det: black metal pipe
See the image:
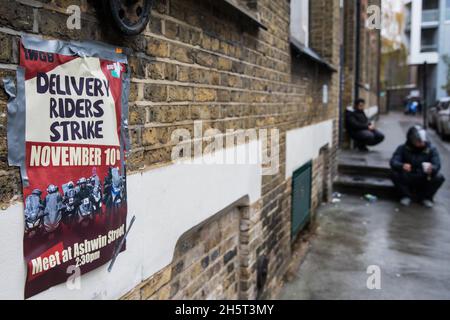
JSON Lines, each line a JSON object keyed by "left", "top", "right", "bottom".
{"left": 423, "top": 62, "right": 428, "bottom": 129}
{"left": 376, "top": 13, "right": 382, "bottom": 113}
{"left": 354, "top": 0, "right": 361, "bottom": 101}
{"left": 338, "top": 0, "right": 345, "bottom": 146}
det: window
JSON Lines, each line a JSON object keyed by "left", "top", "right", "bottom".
{"left": 290, "top": 0, "right": 309, "bottom": 47}
{"left": 221, "top": 0, "right": 266, "bottom": 30}
{"left": 447, "top": 0, "right": 450, "bottom": 20}
{"left": 289, "top": 0, "right": 335, "bottom": 71}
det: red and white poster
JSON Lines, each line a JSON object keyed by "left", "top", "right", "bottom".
{"left": 7, "top": 36, "right": 130, "bottom": 298}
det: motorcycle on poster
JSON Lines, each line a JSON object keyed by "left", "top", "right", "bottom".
{"left": 4, "top": 36, "right": 131, "bottom": 298}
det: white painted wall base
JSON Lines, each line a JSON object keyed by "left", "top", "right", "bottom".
{"left": 0, "top": 120, "right": 335, "bottom": 300}
{"left": 0, "top": 141, "right": 262, "bottom": 300}
{"left": 285, "top": 120, "right": 334, "bottom": 179}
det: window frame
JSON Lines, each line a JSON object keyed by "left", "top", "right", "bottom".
{"left": 290, "top": 0, "right": 310, "bottom": 48}
{"left": 446, "top": 0, "right": 450, "bottom": 21}
{"left": 215, "top": 0, "right": 267, "bottom": 30}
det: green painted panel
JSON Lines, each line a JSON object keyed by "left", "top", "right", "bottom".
{"left": 291, "top": 161, "right": 312, "bottom": 239}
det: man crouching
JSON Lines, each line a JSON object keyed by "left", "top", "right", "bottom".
{"left": 390, "top": 125, "right": 445, "bottom": 208}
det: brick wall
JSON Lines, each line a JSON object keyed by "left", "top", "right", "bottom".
{"left": 122, "top": 206, "right": 242, "bottom": 300}
{"left": 359, "top": 0, "right": 381, "bottom": 109}
{"left": 121, "top": 201, "right": 269, "bottom": 300}
{"left": 0, "top": 0, "right": 342, "bottom": 299}
{"left": 311, "top": 146, "right": 331, "bottom": 213}
{"left": 342, "top": 0, "right": 381, "bottom": 107}
{"left": 343, "top": 0, "right": 356, "bottom": 110}
{"left": 342, "top": 0, "right": 381, "bottom": 147}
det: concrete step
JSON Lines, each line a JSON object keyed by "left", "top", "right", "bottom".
{"left": 335, "top": 149, "right": 397, "bottom": 198}
{"left": 334, "top": 174, "right": 396, "bottom": 199}
{"left": 338, "top": 163, "right": 391, "bottom": 179}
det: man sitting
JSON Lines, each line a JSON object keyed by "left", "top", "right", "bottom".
{"left": 390, "top": 125, "right": 445, "bottom": 208}
{"left": 346, "top": 99, "right": 385, "bottom": 151}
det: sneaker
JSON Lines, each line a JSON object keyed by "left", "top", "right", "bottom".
{"left": 400, "top": 197, "right": 412, "bottom": 207}
{"left": 422, "top": 199, "right": 434, "bottom": 209}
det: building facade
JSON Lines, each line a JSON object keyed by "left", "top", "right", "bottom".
{"left": 341, "top": 0, "right": 382, "bottom": 145}
{"left": 404, "top": 0, "right": 450, "bottom": 103}
{"left": 0, "top": 0, "right": 376, "bottom": 300}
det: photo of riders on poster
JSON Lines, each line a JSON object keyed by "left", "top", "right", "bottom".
{"left": 7, "top": 36, "right": 130, "bottom": 298}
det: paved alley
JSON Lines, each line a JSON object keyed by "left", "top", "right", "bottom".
{"left": 280, "top": 113, "right": 450, "bottom": 300}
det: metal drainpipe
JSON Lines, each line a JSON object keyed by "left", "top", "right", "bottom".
{"left": 423, "top": 62, "right": 428, "bottom": 129}
{"left": 354, "top": 0, "right": 361, "bottom": 101}
{"left": 338, "top": 0, "right": 345, "bottom": 146}
{"left": 376, "top": 13, "right": 382, "bottom": 114}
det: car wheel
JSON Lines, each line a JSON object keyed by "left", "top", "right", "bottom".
{"left": 442, "top": 129, "right": 450, "bottom": 141}
{"left": 431, "top": 118, "right": 437, "bottom": 129}
{"left": 439, "top": 126, "right": 448, "bottom": 140}
{"left": 436, "top": 122, "right": 441, "bottom": 135}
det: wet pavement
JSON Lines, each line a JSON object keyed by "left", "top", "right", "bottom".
{"left": 280, "top": 113, "right": 450, "bottom": 299}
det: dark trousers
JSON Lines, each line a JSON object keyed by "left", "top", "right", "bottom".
{"left": 351, "top": 129, "right": 385, "bottom": 147}
{"left": 391, "top": 171, "right": 445, "bottom": 200}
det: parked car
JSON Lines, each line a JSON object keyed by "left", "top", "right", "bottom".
{"left": 436, "top": 97, "right": 450, "bottom": 140}
{"left": 428, "top": 101, "right": 440, "bottom": 129}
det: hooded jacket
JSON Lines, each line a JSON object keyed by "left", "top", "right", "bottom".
{"left": 345, "top": 109, "right": 370, "bottom": 135}
{"left": 390, "top": 142, "right": 441, "bottom": 176}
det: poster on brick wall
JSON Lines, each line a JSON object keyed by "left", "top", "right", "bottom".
{"left": 4, "top": 36, "right": 131, "bottom": 298}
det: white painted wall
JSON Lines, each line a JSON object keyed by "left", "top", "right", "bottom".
{"left": 1, "top": 120, "right": 335, "bottom": 300}
{"left": 0, "top": 141, "right": 262, "bottom": 300}
{"left": 285, "top": 120, "right": 334, "bottom": 179}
